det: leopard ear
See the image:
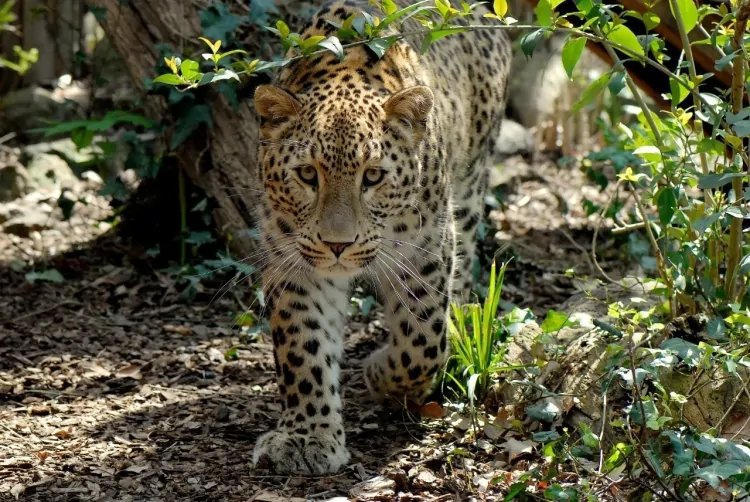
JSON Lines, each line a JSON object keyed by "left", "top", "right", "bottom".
{"left": 254, "top": 85, "right": 302, "bottom": 121}
{"left": 383, "top": 86, "right": 434, "bottom": 126}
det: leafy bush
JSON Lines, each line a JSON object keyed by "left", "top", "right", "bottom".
{"left": 0, "top": 0, "right": 38, "bottom": 75}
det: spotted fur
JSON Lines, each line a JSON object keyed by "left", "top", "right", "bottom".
{"left": 251, "top": 0, "right": 511, "bottom": 474}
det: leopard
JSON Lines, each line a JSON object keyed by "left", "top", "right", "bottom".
{"left": 250, "top": 0, "right": 511, "bottom": 475}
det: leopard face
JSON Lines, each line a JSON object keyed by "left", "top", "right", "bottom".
{"left": 255, "top": 82, "right": 433, "bottom": 278}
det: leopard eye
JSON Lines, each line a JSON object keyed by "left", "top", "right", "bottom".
{"left": 362, "top": 168, "right": 386, "bottom": 188}
{"left": 295, "top": 165, "right": 318, "bottom": 186}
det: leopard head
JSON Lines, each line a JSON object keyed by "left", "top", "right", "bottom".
{"left": 254, "top": 82, "right": 433, "bottom": 278}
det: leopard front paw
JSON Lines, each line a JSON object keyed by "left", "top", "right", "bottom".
{"left": 363, "top": 348, "right": 432, "bottom": 405}
{"left": 252, "top": 429, "right": 350, "bottom": 475}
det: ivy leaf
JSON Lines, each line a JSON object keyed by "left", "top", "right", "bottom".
{"left": 319, "top": 36, "right": 345, "bottom": 62}
{"left": 695, "top": 461, "right": 744, "bottom": 489}
{"left": 627, "top": 399, "right": 658, "bottom": 426}
{"left": 561, "top": 37, "right": 586, "bottom": 79}
{"left": 670, "top": 0, "right": 698, "bottom": 34}
{"left": 660, "top": 338, "right": 701, "bottom": 366}
{"left": 199, "top": 3, "right": 242, "bottom": 45}
{"left": 171, "top": 104, "right": 213, "bottom": 150}
{"left": 607, "top": 23, "right": 644, "bottom": 57}
{"left": 707, "top": 317, "right": 727, "bottom": 340}
{"left": 249, "top": 0, "right": 278, "bottom": 26}
{"left": 572, "top": 72, "right": 610, "bottom": 111}
{"left": 526, "top": 400, "right": 560, "bottom": 422}
{"left": 25, "top": 269, "right": 65, "bottom": 284}
{"left": 90, "top": 6, "right": 107, "bottom": 20}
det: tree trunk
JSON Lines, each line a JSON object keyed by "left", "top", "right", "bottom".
{"left": 86, "top": 0, "right": 318, "bottom": 257}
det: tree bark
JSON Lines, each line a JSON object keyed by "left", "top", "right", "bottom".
{"left": 86, "top": 0, "right": 317, "bottom": 257}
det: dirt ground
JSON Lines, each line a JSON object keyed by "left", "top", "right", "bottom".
{"left": 0, "top": 155, "right": 627, "bottom": 501}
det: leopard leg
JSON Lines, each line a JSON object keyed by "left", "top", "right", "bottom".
{"left": 364, "top": 234, "right": 454, "bottom": 404}
{"left": 252, "top": 275, "right": 351, "bottom": 475}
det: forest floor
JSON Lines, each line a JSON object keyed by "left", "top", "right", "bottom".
{"left": 0, "top": 154, "right": 630, "bottom": 501}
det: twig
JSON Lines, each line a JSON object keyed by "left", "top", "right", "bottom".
{"left": 3, "top": 299, "right": 82, "bottom": 324}
{"left": 626, "top": 337, "right": 685, "bottom": 502}
{"left": 591, "top": 180, "right": 623, "bottom": 284}
{"left": 611, "top": 221, "right": 646, "bottom": 235}
{"left": 558, "top": 228, "right": 596, "bottom": 274}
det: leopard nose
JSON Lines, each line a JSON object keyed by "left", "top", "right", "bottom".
{"left": 319, "top": 234, "right": 357, "bottom": 258}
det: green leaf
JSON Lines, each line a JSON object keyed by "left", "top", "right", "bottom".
{"left": 25, "top": 269, "right": 65, "bottom": 284}
{"left": 382, "top": 0, "right": 398, "bottom": 15}
{"left": 572, "top": 72, "right": 610, "bottom": 111}
{"left": 694, "top": 212, "right": 720, "bottom": 234}
{"left": 367, "top": 36, "right": 398, "bottom": 58}
{"left": 535, "top": 0, "right": 552, "bottom": 27}
{"left": 608, "top": 70, "right": 626, "bottom": 96}
{"left": 180, "top": 59, "right": 200, "bottom": 80}
{"left": 420, "top": 28, "right": 463, "bottom": 54}
{"left": 540, "top": 310, "right": 573, "bottom": 333}
{"left": 670, "top": 76, "right": 691, "bottom": 106}
{"left": 519, "top": 29, "right": 544, "bottom": 58}
{"left": 698, "top": 172, "right": 745, "bottom": 189}
{"left": 670, "top": 0, "right": 698, "bottom": 34}
{"left": 561, "top": 37, "right": 587, "bottom": 79}
{"left": 504, "top": 483, "right": 527, "bottom": 501}
{"left": 739, "top": 253, "right": 750, "bottom": 275}
{"left": 732, "top": 120, "right": 750, "bottom": 137}
{"left": 378, "top": 1, "right": 430, "bottom": 30}
{"left": 319, "top": 36, "right": 345, "bottom": 62}
{"left": 643, "top": 12, "right": 660, "bottom": 30}
{"left": 606, "top": 23, "right": 644, "bottom": 57}
{"left": 153, "top": 73, "right": 185, "bottom": 85}
{"left": 714, "top": 51, "right": 738, "bottom": 71}
{"left": 657, "top": 187, "right": 677, "bottom": 224}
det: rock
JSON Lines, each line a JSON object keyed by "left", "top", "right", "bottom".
{"left": 494, "top": 119, "right": 535, "bottom": 160}
{"left": 0, "top": 87, "right": 86, "bottom": 140}
{"left": 0, "top": 201, "right": 24, "bottom": 224}
{"left": 349, "top": 475, "right": 396, "bottom": 500}
{"left": 0, "top": 162, "right": 33, "bottom": 202}
{"left": 2, "top": 209, "right": 53, "bottom": 237}
{"left": 24, "top": 152, "right": 77, "bottom": 189}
